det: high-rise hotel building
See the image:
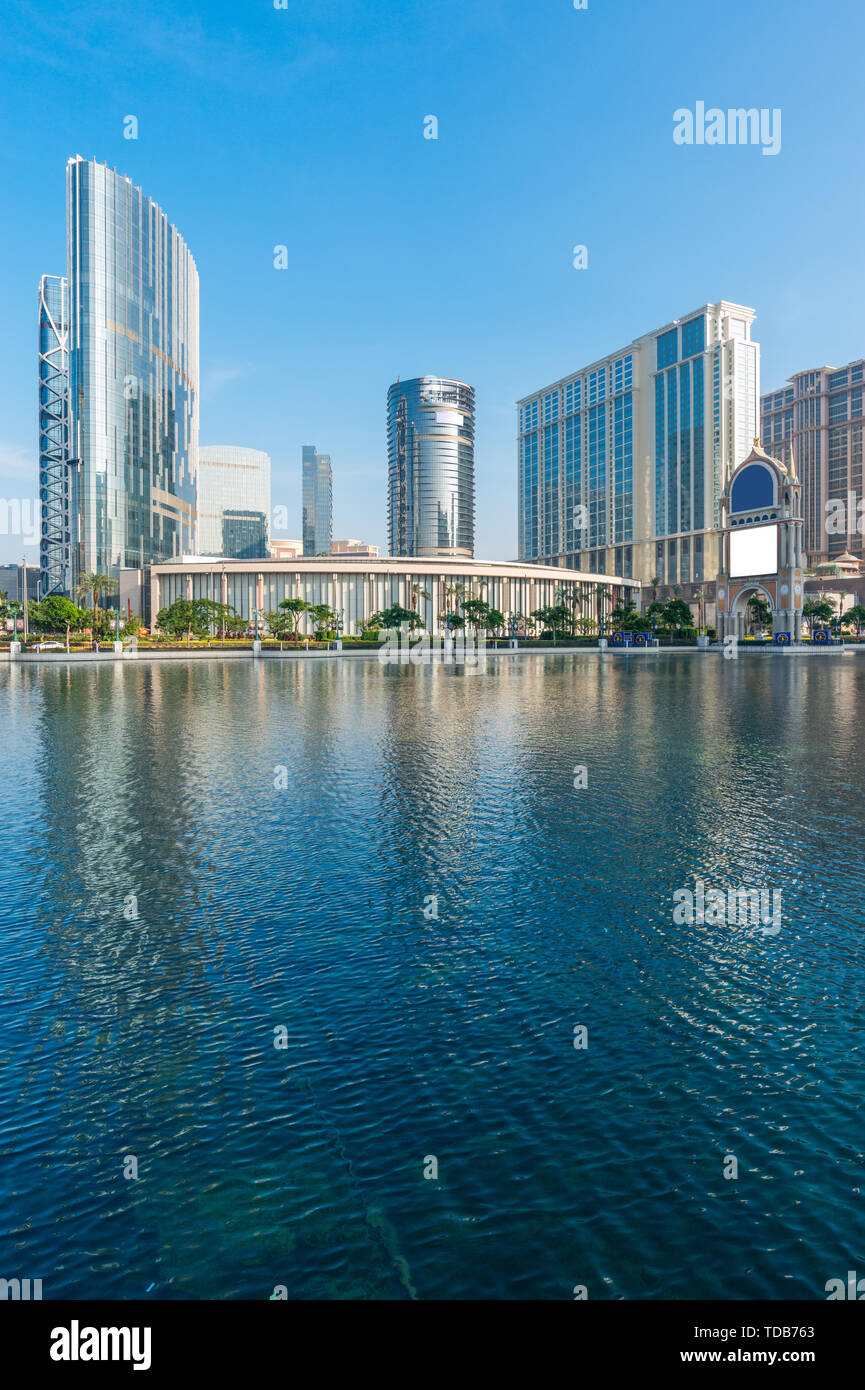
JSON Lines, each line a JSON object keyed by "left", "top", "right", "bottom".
{"left": 761, "top": 360, "right": 864, "bottom": 567}
{"left": 517, "top": 302, "right": 759, "bottom": 590}
{"left": 39, "top": 156, "right": 199, "bottom": 597}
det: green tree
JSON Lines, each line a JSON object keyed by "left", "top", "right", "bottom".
{"left": 485, "top": 607, "right": 505, "bottom": 635}
{"left": 556, "top": 584, "right": 578, "bottom": 635}
{"left": 663, "top": 598, "right": 694, "bottom": 635}
{"left": 531, "top": 604, "right": 570, "bottom": 644}
{"left": 462, "top": 598, "right": 491, "bottom": 636}
{"left": 842, "top": 603, "right": 865, "bottom": 637}
{"left": 803, "top": 596, "right": 834, "bottom": 632}
{"left": 747, "top": 593, "right": 772, "bottom": 635}
{"left": 310, "top": 603, "right": 338, "bottom": 636}
{"left": 263, "top": 608, "right": 293, "bottom": 638}
{"left": 591, "top": 584, "right": 608, "bottom": 633}
{"left": 611, "top": 600, "right": 641, "bottom": 631}
{"left": 75, "top": 571, "right": 118, "bottom": 622}
{"left": 375, "top": 603, "right": 423, "bottom": 632}
{"left": 645, "top": 600, "right": 668, "bottom": 631}
{"left": 278, "top": 597, "right": 311, "bottom": 640}
{"left": 40, "top": 596, "right": 87, "bottom": 648}
{"left": 156, "top": 598, "right": 238, "bottom": 645}
{"left": 25, "top": 599, "right": 46, "bottom": 632}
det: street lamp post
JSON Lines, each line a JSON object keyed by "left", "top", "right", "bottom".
{"left": 21, "top": 556, "right": 29, "bottom": 643}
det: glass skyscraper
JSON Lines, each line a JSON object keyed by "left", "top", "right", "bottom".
{"left": 761, "top": 360, "right": 864, "bottom": 567}
{"left": 517, "top": 302, "right": 759, "bottom": 590}
{"left": 387, "top": 377, "right": 475, "bottom": 559}
{"left": 302, "top": 445, "right": 332, "bottom": 556}
{"left": 198, "top": 446, "right": 271, "bottom": 559}
{"left": 40, "top": 156, "right": 199, "bottom": 597}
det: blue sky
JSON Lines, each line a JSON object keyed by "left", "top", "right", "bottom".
{"left": 1, "top": 0, "right": 863, "bottom": 564}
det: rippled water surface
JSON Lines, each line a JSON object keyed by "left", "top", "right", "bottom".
{"left": 1, "top": 652, "right": 864, "bottom": 1300}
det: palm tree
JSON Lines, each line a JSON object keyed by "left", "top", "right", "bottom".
{"left": 693, "top": 588, "right": 705, "bottom": 635}
{"left": 444, "top": 581, "right": 468, "bottom": 630}
{"left": 747, "top": 593, "right": 771, "bottom": 636}
{"left": 573, "top": 586, "right": 587, "bottom": 631}
{"left": 556, "top": 584, "right": 577, "bottom": 636}
{"left": 410, "top": 582, "right": 431, "bottom": 613}
{"left": 592, "top": 584, "right": 607, "bottom": 635}
{"left": 650, "top": 574, "right": 660, "bottom": 605}
{"left": 75, "top": 571, "right": 118, "bottom": 623}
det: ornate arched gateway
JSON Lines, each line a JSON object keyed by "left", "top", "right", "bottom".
{"left": 716, "top": 442, "right": 805, "bottom": 641}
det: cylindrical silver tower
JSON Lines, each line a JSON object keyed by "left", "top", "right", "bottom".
{"left": 387, "top": 377, "right": 475, "bottom": 558}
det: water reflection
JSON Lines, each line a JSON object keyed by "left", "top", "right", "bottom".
{"left": 0, "top": 654, "right": 864, "bottom": 1299}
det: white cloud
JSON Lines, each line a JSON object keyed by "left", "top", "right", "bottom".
{"left": 0, "top": 441, "right": 36, "bottom": 483}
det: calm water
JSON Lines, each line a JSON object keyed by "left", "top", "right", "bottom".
{"left": 1, "top": 652, "right": 864, "bottom": 1300}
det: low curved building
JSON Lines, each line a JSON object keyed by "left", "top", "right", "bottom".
{"left": 150, "top": 556, "right": 639, "bottom": 636}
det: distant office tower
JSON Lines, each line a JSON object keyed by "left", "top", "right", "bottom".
{"left": 302, "top": 446, "right": 332, "bottom": 555}
{"left": 38, "top": 275, "right": 72, "bottom": 597}
{"left": 198, "top": 446, "right": 270, "bottom": 559}
{"left": 39, "top": 156, "right": 199, "bottom": 598}
{"left": 517, "top": 302, "right": 759, "bottom": 588}
{"left": 0, "top": 563, "right": 41, "bottom": 606}
{"left": 331, "top": 539, "right": 380, "bottom": 557}
{"left": 387, "top": 377, "right": 475, "bottom": 558}
{"left": 761, "top": 360, "right": 864, "bottom": 566}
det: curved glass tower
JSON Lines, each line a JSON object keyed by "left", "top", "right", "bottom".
{"left": 198, "top": 446, "right": 271, "bottom": 559}
{"left": 65, "top": 156, "right": 199, "bottom": 584}
{"left": 387, "top": 377, "right": 475, "bottom": 558}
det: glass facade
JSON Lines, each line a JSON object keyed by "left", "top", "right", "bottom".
{"left": 38, "top": 274, "right": 72, "bottom": 596}
{"left": 761, "top": 360, "right": 865, "bottom": 564}
{"left": 387, "top": 378, "right": 475, "bottom": 558}
{"left": 302, "top": 445, "right": 332, "bottom": 556}
{"left": 64, "top": 155, "right": 199, "bottom": 587}
{"left": 518, "top": 356, "right": 633, "bottom": 569}
{"left": 654, "top": 315, "right": 708, "bottom": 542}
{"left": 198, "top": 446, "right": 270, "bottom": 559}
{"left": 519, "top": 303, "right": 758, "bottom": 589}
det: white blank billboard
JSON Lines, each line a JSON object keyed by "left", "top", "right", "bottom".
{"left": 729, "top": 523, "right": 778, "bottom": 578}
